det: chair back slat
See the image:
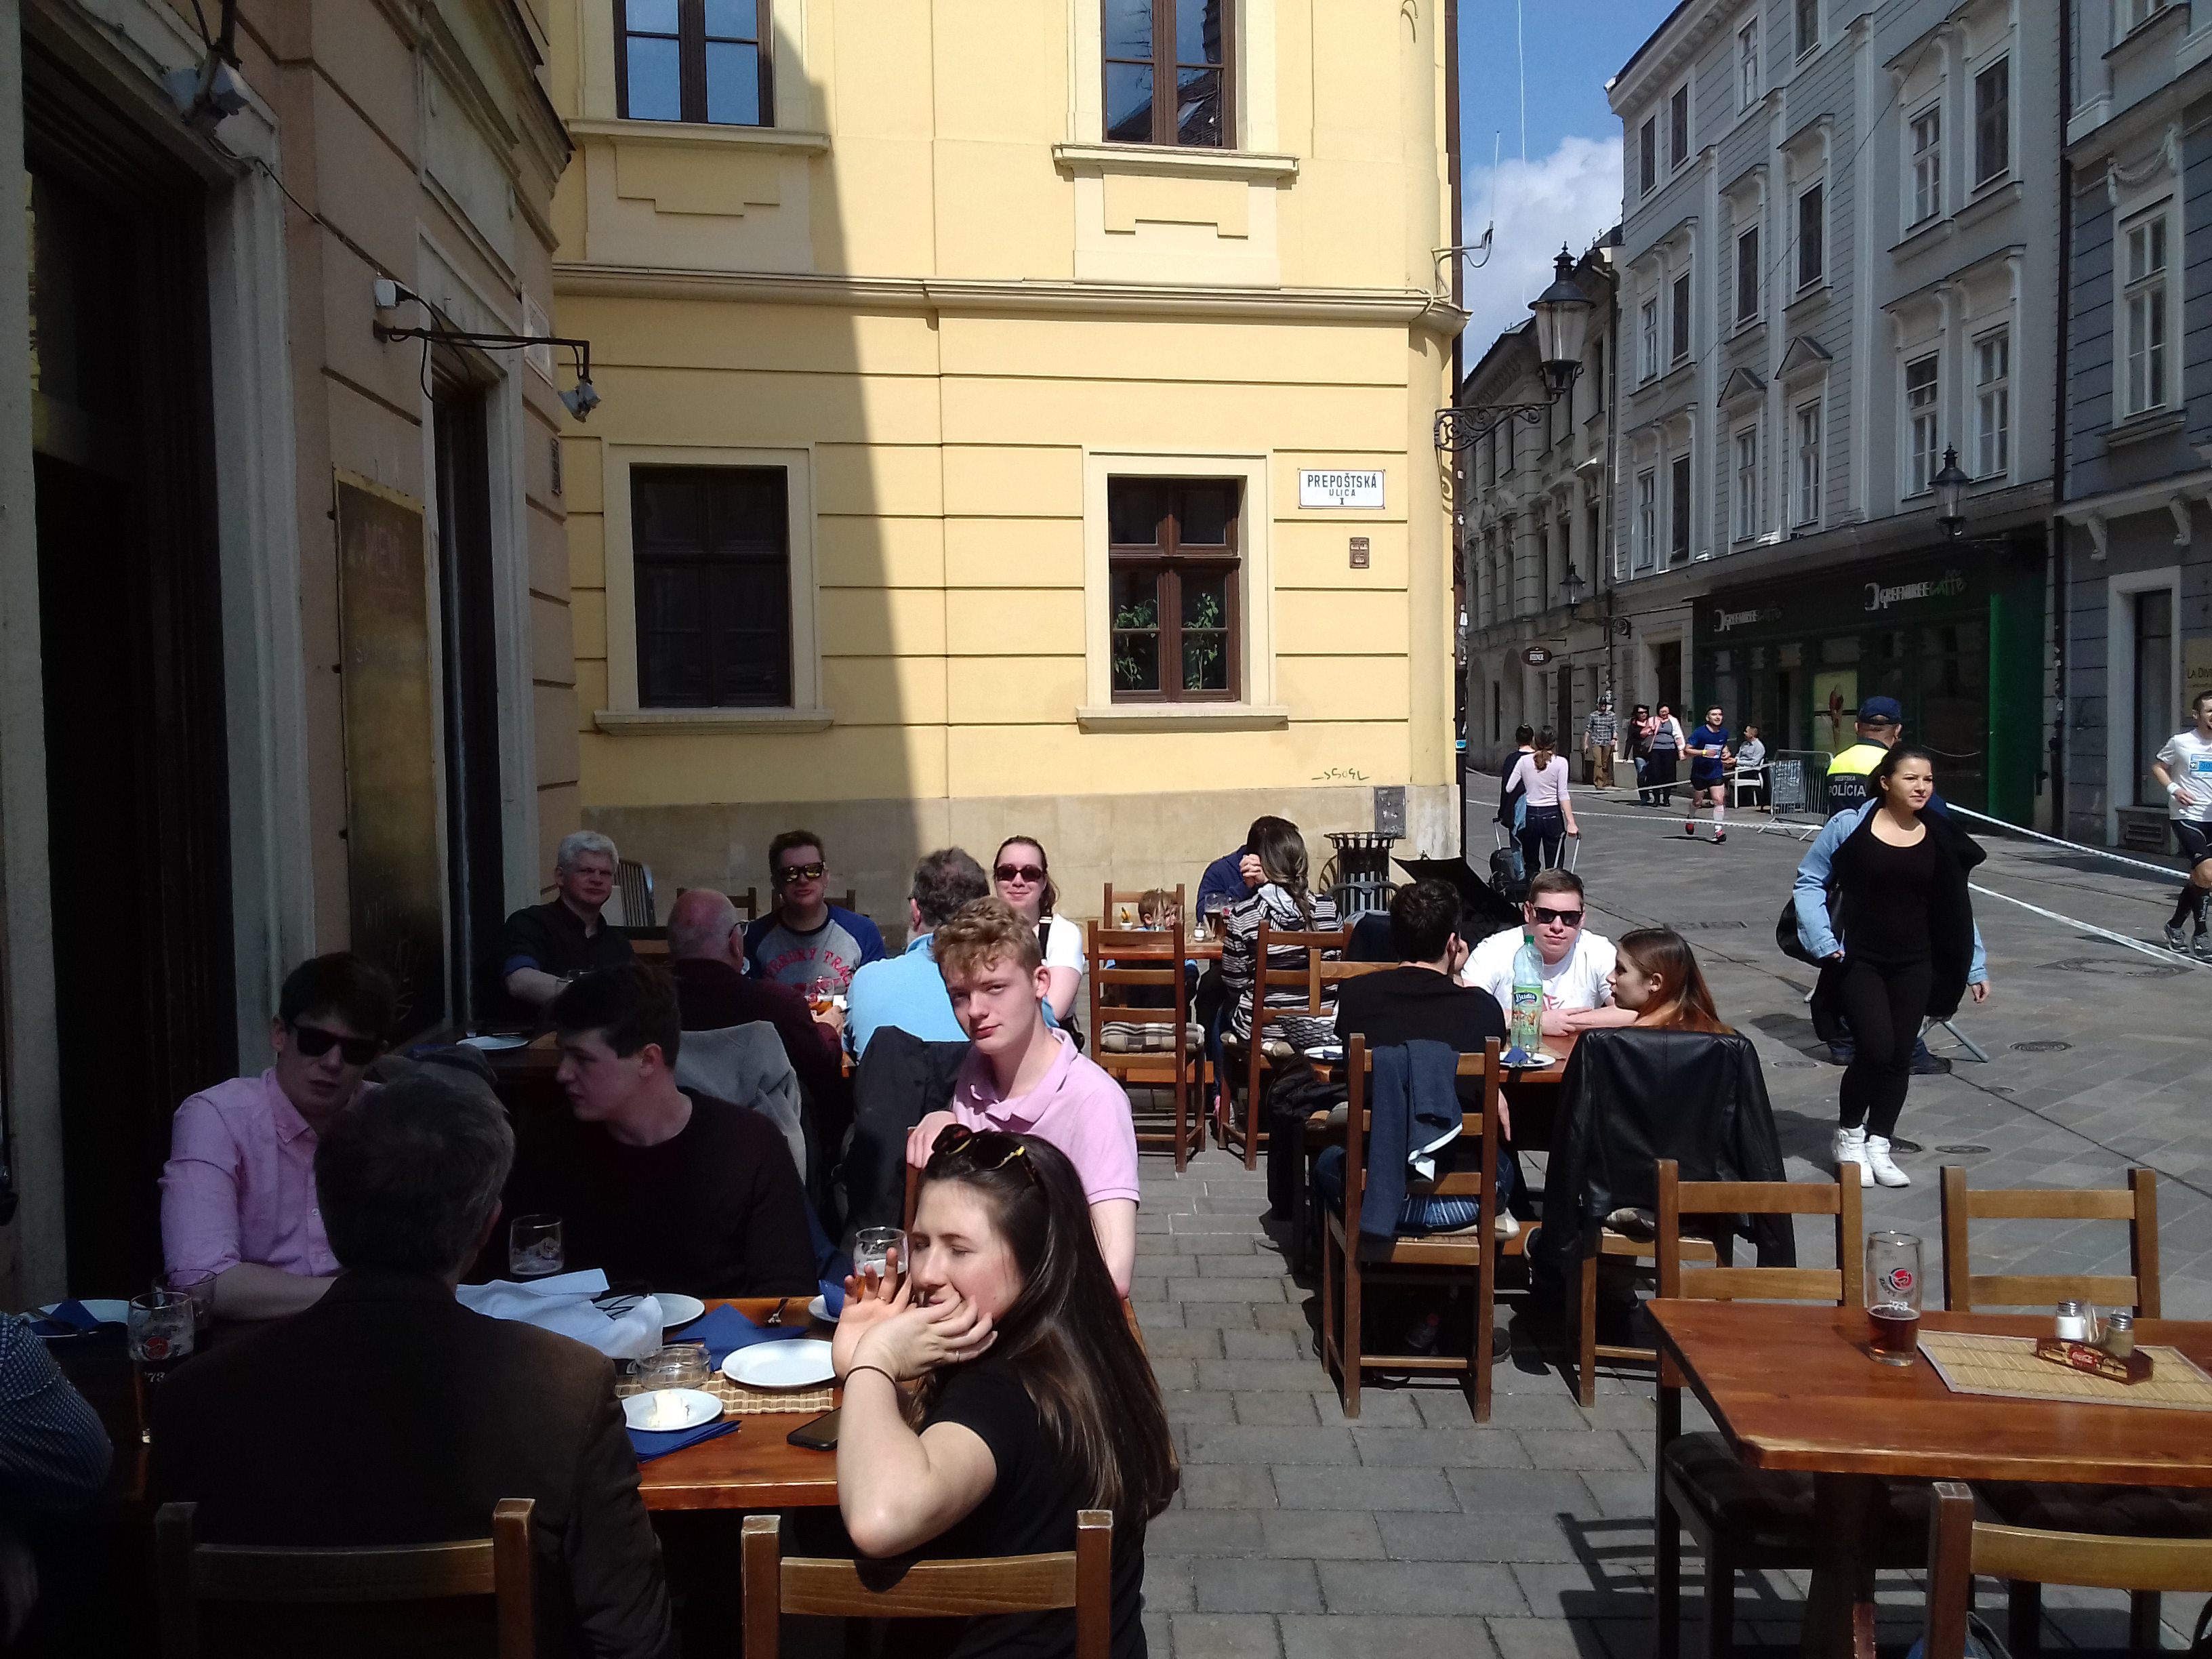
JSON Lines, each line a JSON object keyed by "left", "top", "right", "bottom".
{"left": 155, "top": 1499, "right": 535, "bottom": 1657}
{"left": 1087, "top": 919, "right": 1198, "bottom": 1170}
{"left": 1656, "top": 1160, "right": 1862, "bottom": 1306}
{"left": 1939, "top": 1166, "right": 2160, "bottom": 1317}
{"left": 1252, "top": 921, "right": 1352, "bottom": 1021}
{"left": 741, "top": 1511, "right": 1113, "bottom": 1659}
{"left": 1101, "top": 882, "right": 1186, "bottom": 933}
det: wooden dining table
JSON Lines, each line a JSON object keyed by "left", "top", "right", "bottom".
{"left": 1650, "top": 1299, "right": 2212, "bottom": 1659}
{"left": 638, "top": 1298, "right": 843, "bottom": 1513}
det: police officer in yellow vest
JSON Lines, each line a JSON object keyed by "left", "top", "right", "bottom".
{"left": 1824, "top": 696, "right": 1905, "bottom": 813}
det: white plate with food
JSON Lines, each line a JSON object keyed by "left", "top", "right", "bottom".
{"left": 722, "top": 1338, "right": 837, "bottom": 1389}
{"left": 621, "top": 1388, "right": 723, "bottom": 1432}
{"left": 657, "top": 1294, "right": 706, "bottom": 1328}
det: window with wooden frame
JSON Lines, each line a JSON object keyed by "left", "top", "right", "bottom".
{"left": 616, "top": 0, "right": 772, "bottom": 126}
{"left": 1104, "top": 0, "right": 1230, "bottom": 148}
{"left": 1107, "top": 478, "right": 1242, "bottom": 701}
{"left": 631, "top": 465, "right": 792, "bottom": 707}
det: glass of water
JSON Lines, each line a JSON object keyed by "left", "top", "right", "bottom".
{"left": 509, "top": 1214, "right": 565, "bottom": 1278}
{"left": 853, "top": 1227, "right": 905, "bottom": 1288}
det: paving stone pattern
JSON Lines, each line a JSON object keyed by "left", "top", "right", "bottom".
{"left": 1129, "top": 795, "right": 2212, "bottom": 1657}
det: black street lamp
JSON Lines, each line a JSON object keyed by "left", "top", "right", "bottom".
{"left": 1433, "top": 247, "right": 1593, "bottom": 451}
{"left": 1933, "top": 446, "right": 1969, "bottom": 539}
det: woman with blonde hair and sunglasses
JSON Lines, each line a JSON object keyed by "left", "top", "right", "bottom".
{"left": 1605, "top": 929, "right": 1732, "bottom": 1033}
{"left": 834, "top": 1124, "right": 1174, "bottom": 1656}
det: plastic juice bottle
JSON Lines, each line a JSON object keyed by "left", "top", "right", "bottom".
{"left": 1509, "top": 931, "right": 1544, "bottom": 1059}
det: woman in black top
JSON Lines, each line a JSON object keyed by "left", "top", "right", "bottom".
{"left": 833, "top": 1128, "right": 1176, "bottom": 1658}
{"left": 1824, "top": 747, "right": 1990, "bottom": 1189}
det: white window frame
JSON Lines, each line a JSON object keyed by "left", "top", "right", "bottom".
{"left": 1668, "top": 450, "right": 1694, "bottom": 564}
{"left": 1734, "top": 425, "right": 1760, "bottom": 541}
{"left": 2105, "top": 565, "right": 2182, "bottom": 842}
{"left": 2114, "top": 0, "right": 2170, "bottom": 41}
{"left": 1635, "top": 468, "right": 1658, "bottom": 569}
{"left": 1671, "top": 271, "right": 1693, "bottom": 365}
{"left": 1973, "top": 327, "right": 2011, "bottom": 478}
{"left": 1639, "top": 117, "right": 1658, "bottom": 197}
{"left": 1080, "top": 449, "right": 1281, "bottom": 728}
{"left": 1908, "top": 103, "right": 1942, "bottom": 227}
{"left": 1795, "top": 0, "right": 1820, "bottom": 59}
{"left": 1670, "top": 81, "right": 1692, "bottom": 171}
{"left": 598, "top": 443, "right": 829, "bottom": 729}
{"left": 1640, "top": 298, "right": 1660, "bottom": 382}
{"left": 1738, "top": 18, "right": 1760, "bottom": 110}
{"left": 2120, "top": 201, "right": 2174, "bottom": 419}
{"left": 1904, "top": 352, "right": 1940, "bottom": 497}
{"left": 1794, "top": 398, "right": 1824, "bottom": 527}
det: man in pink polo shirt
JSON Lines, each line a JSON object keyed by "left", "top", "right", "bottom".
{"left": 903, "top": 898, "right": 1140, "bottom": 1294}
{"left": 159, "top": 955, "right": 394, "bottom": 1320}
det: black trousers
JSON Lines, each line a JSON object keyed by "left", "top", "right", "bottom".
{"left": 1836, "top": 956, "right": 1933, "bottom": 1138}
{"left": 1643, "top": 752, "right": 1678, "bottom": 804}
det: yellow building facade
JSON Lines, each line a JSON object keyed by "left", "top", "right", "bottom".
{"left": 548, "top": 0, "right": 1465, "bottom": 918}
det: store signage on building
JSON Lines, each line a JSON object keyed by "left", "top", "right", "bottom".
{"left": 1863, "top": 569, "right": 1967, "bottom": 612}
{"left": 1521, "top": 645, "right": 1554, "bottom": 667}
{"left": 1713, "top": 604, "right": 1782, "bottom": 633}
{"left": 1299, "top": 469, "right": 1385, "bottom": 508}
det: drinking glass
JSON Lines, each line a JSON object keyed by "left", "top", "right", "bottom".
{"left": 853, "top": 1227, "right": 906, "bottom": 1287}
{"left": 509, "top": 1214, "right": 565, "bottom": 1278}
{"left": 1866, "top": 1231, "right": 1923, "bottom": 1366}
{"left": 626, "top": 1343, "right": 712, "bottom": 1396}
{"left": 165, "top": 1269, "right": 218, "bottom": 1334}
{"left": 127, "top": 1290, "right": 196, "bottom": 1444}
{"left": 806, "top": 977, "right": 838, "bottom": 1017}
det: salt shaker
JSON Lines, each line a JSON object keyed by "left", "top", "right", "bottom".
{"left": 2054, "top": 1300, "right": 2091, "bottom": 1341}
{"left": 2103, "top": 1310, "right": 2136, "bottom": 1358}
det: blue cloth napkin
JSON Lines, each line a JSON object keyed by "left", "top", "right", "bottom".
{"left": 28, "top": 1300, "right": 118, "bottom": 1338}
{"left": 672, "top": 1304, "right": 811, "bottom": 1370}
{"left": 628, "top": 1418, "right": 741, "bottom": 1463}
{"left": 818, "top": 1279, "right": 846, "bottom": 1319}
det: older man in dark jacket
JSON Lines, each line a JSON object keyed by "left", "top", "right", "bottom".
{"left": 154, "top": 1076, "right": 674, "bottom": 1658}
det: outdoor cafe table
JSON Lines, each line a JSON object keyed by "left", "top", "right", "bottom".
{"left": 1649, "top": 1299, "right": 2212, "bottom": 1659}
{"left": 637, "top": 1297, "right": 842, "bottom": 1513}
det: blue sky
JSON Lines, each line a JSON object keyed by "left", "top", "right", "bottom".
{"left": 1454, "top": 0, "right": 1681, "bottom": 352}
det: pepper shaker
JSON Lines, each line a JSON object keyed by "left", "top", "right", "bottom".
{"left": 2103, "top": 1310, "right": 2136, "bottom": 1358}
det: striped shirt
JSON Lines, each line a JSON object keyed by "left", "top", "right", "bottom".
{"left": 1222, "top": 886, "right": 1343, "bottom": 1049}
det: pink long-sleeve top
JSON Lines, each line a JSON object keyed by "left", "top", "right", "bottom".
{"left": 1505, "top": 753, "right": 1573, "bottom": 809}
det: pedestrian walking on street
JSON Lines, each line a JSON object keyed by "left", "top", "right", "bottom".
{"left": 1643, "top": 705, "right": 1685, "bottom": 808}
{"left": 1584, "top": 697, "right": 1617, "bottom": 790}
{"left": 1505, "top": 729, "right": 1578, "bottom": 874}
{"left": 1791, "top": 747, "right": 1991, "bottom": 1189}
{"left": 2152, "top": 690, "right": 2212, "bottom": 960}
{"left": 1628, "top": 705, "right": 1654, "bottom": 802}
{"left": 1498, "top": 724, "right": 1536, "bottom": 880}
{"left": 1685, "top": 705, "right": 1732, "bottom": 842}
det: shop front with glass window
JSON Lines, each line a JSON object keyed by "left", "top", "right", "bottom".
{"left": 1690, "top": 542, "right": 2045, "bottom": 821}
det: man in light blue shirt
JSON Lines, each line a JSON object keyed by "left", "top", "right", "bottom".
{"left": 845, "top": 849, "right": 990, "bottom": 1058}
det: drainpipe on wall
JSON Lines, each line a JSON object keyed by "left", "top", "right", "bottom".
{"left": 2049, "top": 0, "right": 2073, "bottom": 835}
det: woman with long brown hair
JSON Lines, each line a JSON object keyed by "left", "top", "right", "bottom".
{"left": 992, "top": 835, "right": 1084, "bottom": 1023}
{"left": 1605, "top": 928, "right": 1732, "bottom": 1033}
{"left": 833, "top": 1126, "right": 1174, "bottom": 1656}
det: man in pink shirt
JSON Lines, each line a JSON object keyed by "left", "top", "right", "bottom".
{"left": 160, "top": 955, "right": 395, "bottom": 1320}
{"left": 904, "top": 898, "right": 1139, "bottom": 1294}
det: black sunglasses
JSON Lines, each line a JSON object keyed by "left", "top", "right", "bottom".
{"left": 994, "top": 863, "right": 1045, "bottom": 884}
{"left": 928, "top": 1124, "right": 1037, "bottom": 1183}
{"left": 1530, "top": 907, "right": 1584, "bottom": 928}
{"left": 290, "top": 1022, "right": 380, "bottom": 1067}
{"left": 773, "top": 861, "right": 827, "bottom": 885}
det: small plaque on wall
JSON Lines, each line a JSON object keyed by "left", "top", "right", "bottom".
{"left": 1349, "top": 536, "right": 1370, "bottom": 569}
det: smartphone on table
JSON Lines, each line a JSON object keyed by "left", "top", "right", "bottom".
{"left": 786, "top": 1408, "right": 840, "bottom": 1450}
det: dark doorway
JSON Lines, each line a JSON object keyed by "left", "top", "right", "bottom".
{"left": 1555, "top": 665, "right": 1573, "bottom": 745}
{"left": 27, "top": 60, "right": 236, "bottom": 1294}
{"left": 432, "top": 373, "right": 508, "bottom": 1025}
{"left": 1656, "top": 639, "right": 1683, "bottom": 714}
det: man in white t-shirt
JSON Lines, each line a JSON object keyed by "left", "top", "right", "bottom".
{"left": 2153, "top": 690, "right": 2212, "bottom": 960}
{"left": 1459, "top": 870, "right": 1640, "bottom": 1038}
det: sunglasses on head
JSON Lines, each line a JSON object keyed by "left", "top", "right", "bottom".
{"left": 995, "top": 863, "right": 1045, "bottom": 884}
{"left": 928, "top": 1123, "right": 1038, "bottom": 1183}
{"left": 1531, "top": 907, "right": 1584, "bottom": 928}
{"left": 773, "top": 861, "right": 827, "bottom": 885}
{"left": 290, "top": 1022, "right": 380, "bottom": 1067}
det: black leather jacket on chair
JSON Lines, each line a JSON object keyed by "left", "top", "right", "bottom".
{"left": 1535, "top": 1027, "right": 1796, "bottom": 1280}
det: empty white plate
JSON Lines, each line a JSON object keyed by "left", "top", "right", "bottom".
{"left": 621, "top": 1388, "right": 723, "bottom": 1433}
{"left": 723, "top": 1338, "right": 836, "bottom": 1389}
{"left": 657, "top": 1294, "right": 706, "bottom": 1328}
{"left": 807, "top": 1294, "right": 833, "bottom": 1324}
{"left": 457, "top": 1033, "right": 532, "bottom": 1050}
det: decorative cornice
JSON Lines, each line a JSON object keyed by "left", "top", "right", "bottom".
{"left": 565, "top": 118, "right": 832, "bottom": 154}
{"left": 1778, "top": 335, "right": 1833, "bottom": 380}
{"left": 554, "top": 264, "right": 1469, "bottom": 335}
{"left": 1049, "top": 142, "right": 1299, "bottom": 181}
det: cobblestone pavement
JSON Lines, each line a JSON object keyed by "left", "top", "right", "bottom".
{"left": 1132, "top": 792, "right": 2212, "bottom": 1658}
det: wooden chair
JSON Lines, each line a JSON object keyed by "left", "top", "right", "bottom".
{"left": 1922, "top": 1482, "right": 2212, "bottom": 1659}
{"left": 1219, "top": 921, "right": 1364, "bottom": 1169}
{"left": 155, "top": 1499, "right": 535, "bottom": 1659}
{"left": 741, "top": 1509, "right": 1112, "bottom": 1659}
{"left": 1940, "top": 1166, "right": 2167, "bottom": 1654}
{"left": 743, "top": 890, "right": 859, "bottom": 924}
{"left": 1101, "top": 881, "right": 1185, "bottom": 933}
{"left": 1652, "top": 1161, "right": 1929, "bottom": 1659}
{"left": 1088, "top": 920, "right": 1203, "bottom": 1171}
{"left": 1571, "top": 1212, "right": 1718, "bottom": 1410}
{"left": 1939, "top": 1166, "right": 2160, "bottom": 1317}
{"left": 615, "top": 859, "right": 655, "bottom": 928}
{"left": 1319, "top": 1036, "right": 1519, "bottom": 1422}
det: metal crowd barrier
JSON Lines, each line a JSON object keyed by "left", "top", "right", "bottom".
{"left": 1755, "top": 750, "right": 1835, "bottom": 843}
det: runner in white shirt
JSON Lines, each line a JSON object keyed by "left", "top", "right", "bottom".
{"left": 2152, "top": 690, "right": 2212, "bottom": 960}
{"left": 1458, "top": 871, "right": 1639, "bottom": 1038}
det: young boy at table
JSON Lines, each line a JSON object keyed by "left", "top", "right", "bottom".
{"left": 901, "top": 899, "right": 1141, "bottom": 1295}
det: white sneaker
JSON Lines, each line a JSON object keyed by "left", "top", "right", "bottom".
{"left": 1864, "top": 1134, "right": 1911, "bottom": 1187}
{"left": 1833, "top": 1124, "right": 1872, "bottom": 1188}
